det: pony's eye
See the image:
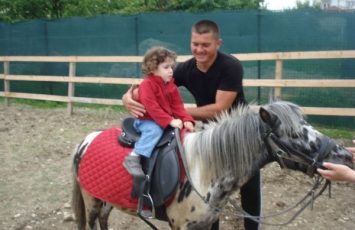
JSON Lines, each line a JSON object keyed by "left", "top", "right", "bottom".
{"left": 309, "top": 141, "right": 318, "bottom": 152}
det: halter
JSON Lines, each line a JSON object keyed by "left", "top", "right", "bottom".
{"left": 230, "top": 119, "right": 335, "bottom": 226}
{"left": 261, "top": 120, "right": 336, "bottom": 177}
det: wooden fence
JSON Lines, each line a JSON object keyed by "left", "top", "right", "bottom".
{"left": 1, "top": 50, "right": 355, "bottom": 116}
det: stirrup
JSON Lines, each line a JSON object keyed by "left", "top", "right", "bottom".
{"left": 137, "top": 175, "right": 156, "bottom": 219}
{"left": 137, "top": 194, "right": 155, "bottom": 219}
{"left": 140, "top": 209, "right": 153, "bottom": 219}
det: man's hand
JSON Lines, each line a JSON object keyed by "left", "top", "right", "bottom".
{"left": 122, "top": 85, "right": 145, "bottom": 118}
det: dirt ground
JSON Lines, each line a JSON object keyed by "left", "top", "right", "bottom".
{"left": 0, "top": 103, "right": 354, "bottom": 230}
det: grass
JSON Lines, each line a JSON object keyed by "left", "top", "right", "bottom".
{"left": 316, "top": 126, "right": 354, "bottom": 141}
{"left": 6, "top": 98, "right": 67, "bottom": 109}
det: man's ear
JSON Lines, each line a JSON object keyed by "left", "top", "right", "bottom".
{"left": 259, "top": 107, "right": 280, "bottom": 129}
{"left": 216, "top": 38, "right": 222, "bottom": 49}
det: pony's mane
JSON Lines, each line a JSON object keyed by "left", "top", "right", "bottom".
{"left": 184, "top": 100, "right": 305, "bottom": 183}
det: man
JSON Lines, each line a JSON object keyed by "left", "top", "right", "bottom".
{"left": 122, "top": 19, "right": 261, "bottom": 230}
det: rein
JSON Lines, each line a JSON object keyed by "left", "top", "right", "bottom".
{"left": 175, "top": 128, "right": 212, "bottom": 205}
{"left": 228, "top": 176, "right": 331, "bottom": 226}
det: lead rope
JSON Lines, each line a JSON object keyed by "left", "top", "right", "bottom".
{"left": 227, "top": 177, "right": 331, "bottom": 226}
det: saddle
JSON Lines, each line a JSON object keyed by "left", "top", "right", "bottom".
{"left": 119, "top": 117, "right": 181, "bottom": 220}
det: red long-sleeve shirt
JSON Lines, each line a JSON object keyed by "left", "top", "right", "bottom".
{"left": 138, "top": 75, "right": 194, "bottom": 129}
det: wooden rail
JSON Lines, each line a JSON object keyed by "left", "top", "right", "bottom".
{"left": 1, "top": 50, "right": 355, "bottom": 116}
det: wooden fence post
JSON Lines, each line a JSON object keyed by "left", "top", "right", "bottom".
{"left": 4, "top": 61, "right": 10, "bottom": 106}
{"left": 274, "top": 59, "right": 283, "bottom": 99}
{"left": 67, "top": 62, "right": 76, "bottom": 115}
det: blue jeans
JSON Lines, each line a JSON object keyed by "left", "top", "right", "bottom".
{"left": 133, "top": 119, "right": 163, "bottom": 158}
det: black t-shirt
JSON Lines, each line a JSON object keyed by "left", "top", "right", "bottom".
{"left": 174, "top": 51, "right": 246, "bottom": 108}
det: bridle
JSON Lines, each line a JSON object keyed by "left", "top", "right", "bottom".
{"left": 233, "top": 119, "right": 335, "bottom": 226}
{"left": 261, "top": 119, "right": 336, "bottom": 177}
{"left": 219, "top": 120, "right": 335, "bottom": 226}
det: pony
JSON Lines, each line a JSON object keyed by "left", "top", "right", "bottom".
{"left": 71, "top": 100, "right": 353, "bottom": 230}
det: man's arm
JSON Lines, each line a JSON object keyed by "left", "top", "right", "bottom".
{"left": 186, "top": 90, "right": 237, "bottom": 121}
{"left": 122, "top": 85, "right": 146, "bottom": 118}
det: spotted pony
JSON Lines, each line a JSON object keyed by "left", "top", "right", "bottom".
{"left": 71, "top": 100, "right": 353, "bottom": 230}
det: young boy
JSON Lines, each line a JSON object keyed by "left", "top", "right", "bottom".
{"left": 123, "top": 46, "right": 194, "bottom": 178}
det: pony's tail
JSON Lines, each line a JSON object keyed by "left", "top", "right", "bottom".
{"left": 72, "top": 173, "right": 86, "bottom": 230}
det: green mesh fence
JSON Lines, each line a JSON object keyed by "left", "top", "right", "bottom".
{"left": 0, "top": 9, "right": 354, "bottom": 128}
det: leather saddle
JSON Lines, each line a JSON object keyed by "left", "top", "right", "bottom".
{"left": 119, "top": 117, "right": 180, "bottom": 218}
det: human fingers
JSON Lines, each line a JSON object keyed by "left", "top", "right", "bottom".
{"left": 177, "top": 119, "right": 183, "bottom": 129}
{"left": 184, "top": 122, "right": 194, "bottom": 131}
{"left": 123, "top": 93, "right": 145, "bottom": 117}
{"left": 184, "top": 124, "right": 193, "bottom": 131}
{"left": 322, "top": 162, "right": 344, "bottom": 171}
{"left": 319, "top": 162, "right": 355, "bottom": 182}
{"left": 129, "top": 102, "right": 146, "bottom": 117}
{"left": 170, "top": 119, "right": 182, "bottom": 129}
{"left": 317, "top": 168, "right": 332, "bottom": 179}
{"left": 318, "top": 163, "right": 341, "bottom": 181}
{"left": 322, "top": 162, "right": 334, "bottom": 169}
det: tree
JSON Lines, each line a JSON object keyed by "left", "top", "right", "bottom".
{"left": 0, "top": 0, "right": 52, "bottom": 22}
{"left": 296, "top": 0, "right": 321, "bottom": 9}
{"left": 0, "top": 0, "right": 264, "bottom": 23}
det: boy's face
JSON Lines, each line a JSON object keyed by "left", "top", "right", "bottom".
{"left": 153, "top": 58, "right": 175, "bottom": 82}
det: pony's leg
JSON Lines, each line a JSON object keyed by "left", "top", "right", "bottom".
{"left": 98, "top": 203, "right": 113, "bottom": 230}
{"left": 82, "top": 191, "right": 103, "bottom": 230}
{"left": 72, "top": 178, "right": 86, "bottom": 230}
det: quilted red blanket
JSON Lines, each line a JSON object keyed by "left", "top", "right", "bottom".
{"left": 78, "top": 127, "right": 138, "bottom": 209}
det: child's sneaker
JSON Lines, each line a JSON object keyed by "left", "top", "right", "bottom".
{"left": 123, "top": 155, "right": 145, "bottom": 178}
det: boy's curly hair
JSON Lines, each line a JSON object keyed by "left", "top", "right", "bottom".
{"left": 142, "top": 47, "right": 177, "bottom": 75}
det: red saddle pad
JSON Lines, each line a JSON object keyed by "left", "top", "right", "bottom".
{"left": 78, "top": 127, "right": 138, "bottom": 210}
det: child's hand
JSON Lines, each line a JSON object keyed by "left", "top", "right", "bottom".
{"left": 170, "top": 119, "right": 183, "bottom": 129}
{"left": 184, "top": 121, "right": 194, "bottom": 132}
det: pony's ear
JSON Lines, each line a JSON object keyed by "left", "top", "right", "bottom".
{"left": 259, "top": 107, "right": 280, "bottom": 129}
